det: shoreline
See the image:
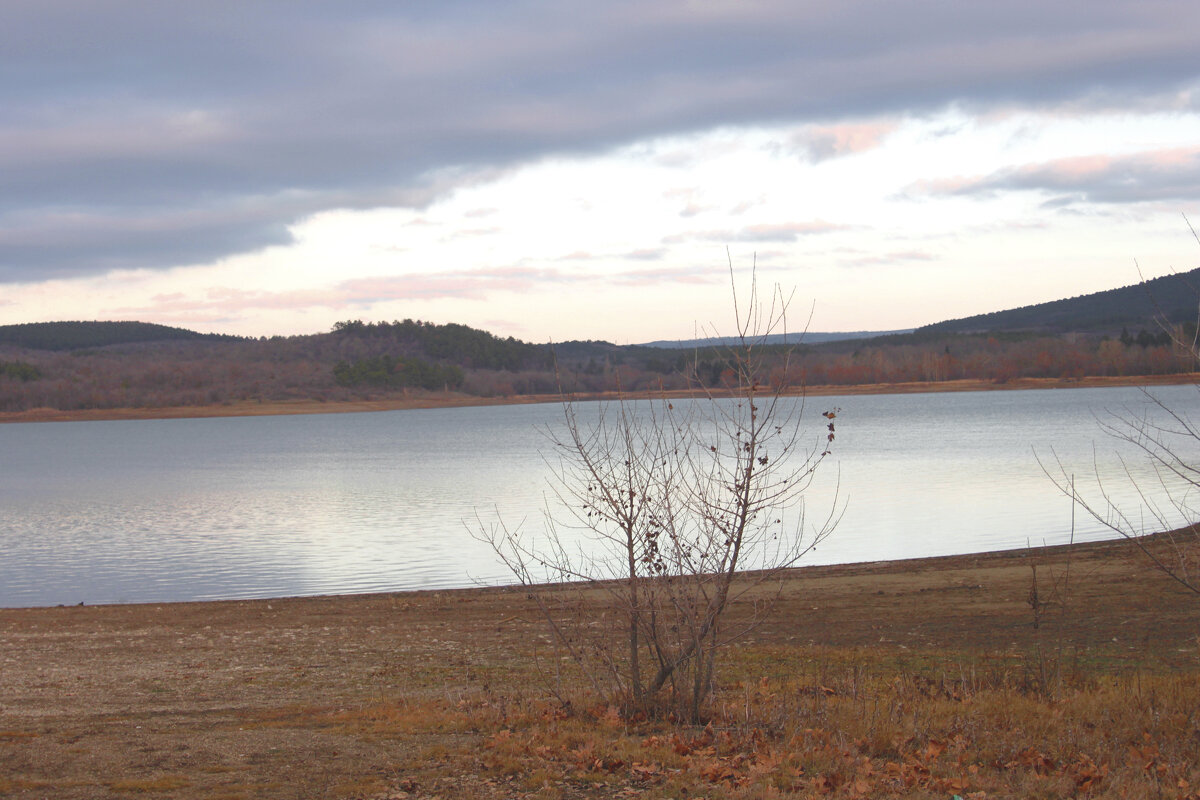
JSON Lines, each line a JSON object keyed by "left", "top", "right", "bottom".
{"left": 3, "top": 528, "right": 1196, "bottom": 798}
{"left": 0, "top": 533, "right": 1147, "bottom": 614}
{"left": 1, "top": 371, "right": 1195, "bottom": 424}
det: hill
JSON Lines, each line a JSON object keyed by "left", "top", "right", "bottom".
{"left": 919, "top": 267, "right": 1200, "bottom": 336}
{"left": 640, "top": 329, "right": 914, "bottom": 348}
{"left": 0, "top": 321, "right": 241, "bottom": 351}
{"left": 1, "top": 265, "right": 1198, "bottom": 417}
{"left": 641, "top": 268, "right": 1200, "bottom": 347}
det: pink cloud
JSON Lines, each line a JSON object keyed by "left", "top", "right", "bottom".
{"left": 338, "top": 268, "right": 560, "bottom": 302}
{"left": 109, "top": 260, "right": 726, "bottom": 324}
{"left": 610, "top": 265, "right": 716, "bottom": 287}
{"left": 440, "top": 226, "right": 500, "bottom": 241}
{"left": 1023, "top": 154, "right": 1115, "bottom": 180}
{"left": 910, "top": 146, "right": 1200, "bottom": 205}
{"left": 796, "top": 120, "right": 900, "bottom": 162}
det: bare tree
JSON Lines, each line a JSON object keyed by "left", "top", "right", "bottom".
{"left": 478, "top": 268, "right": 841, "bottom": 720}
{"left": 1044, "top": 222, "right": 1200, "bottom": 596}
{"left": 1044, "top": 388, "right": 1200, "bottom": 596}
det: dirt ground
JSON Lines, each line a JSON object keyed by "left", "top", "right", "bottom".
{"left": 2, "top": 537, "right": 1197, "bottom": 799}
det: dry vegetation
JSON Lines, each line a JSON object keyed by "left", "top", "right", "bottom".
{"left": 2, "top": 536, "right": 1198, "bottom": 799}
{"left": 2, "top": 373, "right": 1195, "bottom": 425}
{"left": 1, "top": 315, "right": 1197, "bottom": 418}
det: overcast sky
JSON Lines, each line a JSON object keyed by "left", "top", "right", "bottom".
{"left": 2, "top": 1, "right": 1199, "bottom": 342}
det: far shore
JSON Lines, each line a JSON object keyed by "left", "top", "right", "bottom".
{"left": 1, "top": 371, "right": 1196, "bottom": 424}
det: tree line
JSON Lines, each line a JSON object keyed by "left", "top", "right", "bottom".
{"left": 332, "top": 354, "right": 464, "bottom": 391}
{"left": 332, "top": 318, "right": 551, "bottom": 371}
{"left": 0, "top": 320, "right": 1196, "bottom": 414}
{"left": 0, "top": 321, "right": 240, "bottom": 351}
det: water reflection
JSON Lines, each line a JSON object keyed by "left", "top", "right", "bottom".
{"left": 1, "top": 386, "right": 1195, "bottom": 607}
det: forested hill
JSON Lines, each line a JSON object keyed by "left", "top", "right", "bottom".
{"left": 919, "top": 267, "right": 1200, "bottom": 336}
{"left": 1, "top": 268, "right": 1199, "bottom": 415}
{"left": 0, "top": 321, "right": 241, "bottom": 351}
{"left": 330, "top": 318, "right": 550, "bottom": 370}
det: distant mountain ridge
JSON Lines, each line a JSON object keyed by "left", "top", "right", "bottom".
{"left": 3, "top": 265, "right": 1198, "bottom": 354}
{"left": 640, "top": 269, "right": 1200, "bottom": 348}
{"left": 640, "top": 330, "right": 914, "bottom": 349}
{"left": 2, "top": 267, "right": 1197, "bottom": 415}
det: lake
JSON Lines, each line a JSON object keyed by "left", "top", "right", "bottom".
{"left": 1, "top": 384, "right": 1196, "bottom": 607}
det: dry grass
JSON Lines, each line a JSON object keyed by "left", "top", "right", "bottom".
{"left": 1, "top": 536, "right": 1198, "bottom": 798}
{"left": 247, "top": 649, "right": 1199, "bottom": 799}
{"left": 109, "top": 775, "right": 191, "bottom": 793}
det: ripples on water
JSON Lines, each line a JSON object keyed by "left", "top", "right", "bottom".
{"left": 1, "top": 385, "right": 1196, "bottom": 607}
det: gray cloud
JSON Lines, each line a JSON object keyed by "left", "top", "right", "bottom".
{"left": 3, "top": 0, "right": 1199, "bottom": 280}
{"left": 734, "top": 222, "right": 853, "bottom": 242}
{"left": 623, "top": 247, "right": 667, "bottom": 261}
{"left": 912, "top": 147, "right": 1200, "bottom": 206}
{"left": 793, "top": 120, "right": 900, "bottom": 162}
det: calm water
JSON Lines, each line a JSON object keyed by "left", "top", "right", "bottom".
{"left": 1, "top": 385, "right": 1196, "bottom": 607}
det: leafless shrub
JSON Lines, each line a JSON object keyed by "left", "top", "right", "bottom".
{"left": 1043, "top": 222, "right": 1200, "bottom": 597}
{"left": 1022, "top": 500, "right": 1077, "bottom": 697}
{"left": 477, "top": 265, "right": 842, "bottom": 721}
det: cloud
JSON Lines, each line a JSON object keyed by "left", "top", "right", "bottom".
{"left": 666, "top": 220, "right": 851, "bottom": 244}
{"left": 794, "top": 120, "right": 900, "bottom": 162}
{"left": 0, "top": 205, "right": 295, "bottom": 280}
{"left": 338, "top": 270, "right": 554, "bottom": 302}
{"left": 3, "top": 1, "right": 1199, "bottom": 281}
{"left": 111, "top": 272, "right": 547, "bottom": 319}
{"left": 556, "top": 247, "right": 668, "bottom": 264}
{"left": 729, "top": 196, "right": 766, "bottom": 215}
{"left": 662, "top": 187, "right": 716, "bottom": 218}
{"left": 110, "top": 262, "right": 719, "bottom": 323}
{"left": 736, "top": 221, "right": 853, "bottom": 242}
{"left": 622, "top": 248, "right": 666, "bottom": 261}
{"left": 911, "top": 146, "right": 1200, "bottom": 205}
{"left": 836, "top": 249, "right": 940, "bottom": 268}
{"left": 0, "top": 178, "right": 463, "bottom": 280}
{"left": 439, "top": 226, "right": 501, "bottom": 241}
{"left": 610, "top": 265, "right": 716, "bottom": 286}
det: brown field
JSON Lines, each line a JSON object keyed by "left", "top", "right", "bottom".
{"left": 1, "top": 372, "right": 1196, "bottom": 425}
{"left": 2, "top": 535, "right": 1198, "bottom": 799}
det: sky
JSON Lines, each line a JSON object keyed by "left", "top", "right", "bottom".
{"left": 2, "top": 1, "right": 1199, "bottom": 344}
